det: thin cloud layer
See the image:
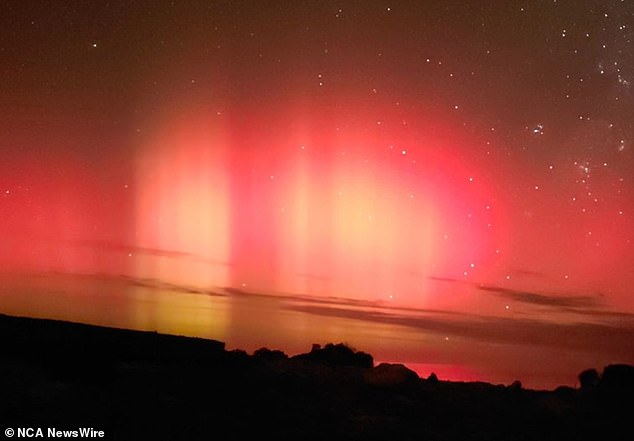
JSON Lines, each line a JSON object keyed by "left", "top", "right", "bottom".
{"left": 286, "top": 303, "right": 634, "bottom": 360}
{"left": 428, "top": 275, "right": 605, "bottom": 310}
{"left": 477, "top": 285, "right": 603, "bottom": 308}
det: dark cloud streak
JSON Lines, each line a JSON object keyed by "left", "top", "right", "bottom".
{"left": 71, "top": 239, "right": 232, "bottom": 266}
{"left": 428, "top": 275, "right": 605, "bottom": 310}
{"left": 477, "top": 285, "right": 603, "bottom": 308}
{"left": 287, "top": 304, "right": 634, "bottom": 360}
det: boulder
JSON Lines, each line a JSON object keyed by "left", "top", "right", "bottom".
{"left": 364, "top": 363, "right": 419, "bottom": 387}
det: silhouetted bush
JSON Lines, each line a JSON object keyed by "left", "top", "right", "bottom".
{"left": 253, "top": 347, "right": 288, "bottom": 361}
{"left": 509, "top": 380, "right": 522, "bottom": 390}
{"left": 229, "top": 349, "right": 250, "bottom": 363}
{"left": 578, "top": 368, "right": 600, "bottom": 389}
{"left": 601, "top": 364, "right": 634, "bottom": 391}
{"left": 554, "top": 385, "right": 576, "bottom": 398}
{"left": 427, "top": 372, "right": 439, "bottom": 383}
{"left": 295, "top": 343, "right": 373, "bottom": 368}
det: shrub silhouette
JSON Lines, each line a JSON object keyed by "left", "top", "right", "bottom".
{"left": 578, "top": 368, "right": 600, "bottom": 389}
{"left": 295, "top": 343, "right": 373, "bottom": 368}
{"left": 601, "top": 364, "right": 634, "bottom": 391}
{"left": 509, "top": 380, "right": 522, "bottom": 390}
{"left": 253, "top": 347, "right": 288, "bottom": 361}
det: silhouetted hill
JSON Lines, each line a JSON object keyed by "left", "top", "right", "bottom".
{"left": 0, "top": 313, "right": 631, "bottom": 440}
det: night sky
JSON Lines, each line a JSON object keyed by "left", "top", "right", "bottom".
{"left": 1, "top": 1, "right": 633, "bottom": 386}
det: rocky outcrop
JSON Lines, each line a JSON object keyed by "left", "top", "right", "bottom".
{"left": 363, "top": 362, "right": 419, "bottom": 387}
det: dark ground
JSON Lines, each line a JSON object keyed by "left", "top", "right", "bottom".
{"left": 1, "top": 313, "right": 632, "bottom": 440}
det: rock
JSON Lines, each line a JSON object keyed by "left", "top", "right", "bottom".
{"left": 364, "top": 363, "right": 419, "bottom": 387}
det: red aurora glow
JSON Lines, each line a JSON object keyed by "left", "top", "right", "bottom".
{"left": 132, "top": 101, "right": 505, "bottom": 305}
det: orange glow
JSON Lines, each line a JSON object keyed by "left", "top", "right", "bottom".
{"left": 135, "top": 115, "right": 231, "bottom": 289}
{"left": 132, "top": 103, "right": 502, "bottom": 308}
